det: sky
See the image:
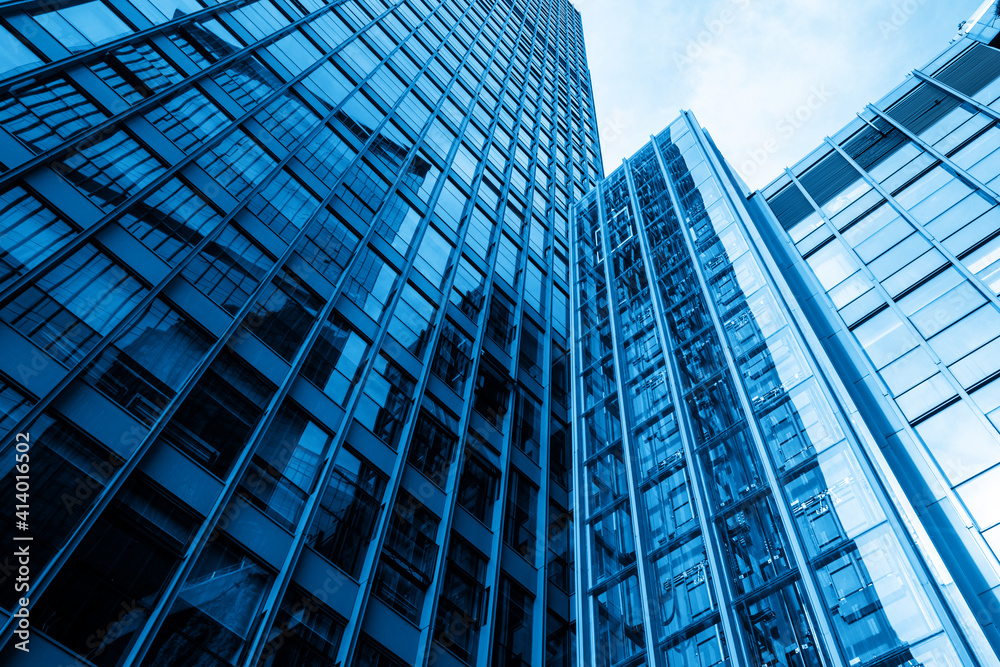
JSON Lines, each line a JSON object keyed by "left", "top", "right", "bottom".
{"left": 574, "top": 0, "right": 989, "bottom": 190}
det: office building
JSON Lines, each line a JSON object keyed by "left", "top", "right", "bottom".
{"left": 0, "top": 0, "right": 601, "bottom": 665}
{"left": 569, "top": 7, "right": 1000, "bottom": 667}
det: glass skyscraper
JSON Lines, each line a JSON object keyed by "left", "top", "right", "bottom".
{"left": 570, "top": 9, "right": 1000, "bottom": 667}
{"left": 0, "top": 0, "right": 600, "bottom": 665}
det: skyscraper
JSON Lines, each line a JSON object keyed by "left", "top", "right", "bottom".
{"left": 570, "top": 8, "right": 1000, "bottom": 667}
{"left": 0, "top": 0, "right": 601, "bottom": 665}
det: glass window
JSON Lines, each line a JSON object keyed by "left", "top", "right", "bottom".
{"left": 354, "top": 353, "right": 415, "bottom": 449}
{"left": 0, "top": 377, "right": 33, "bottom": 440}
{"left": 413, "top": 226, "right": 454, "bottom": 289}
{"left": 146, "top": 87, "right": 228, "bottom": 153}
{"left": 308, "top": 446, "right": 385, "bottom": 577}
{"left": 259, "top": 586, "right": 344, "bottom": 667}
{"left": 83, "top": 298, "right": 212, "bottom": 430}
{"left": 239, "top": 402, "right": 332, "bottom": 528}
{"left": 852, "top": 309, "right": 918, "bottom": 369}
{"left": 119, "top": 178, "right": 223, "bottom": 265}
{"left": 0, "top": 186, "right": 78, "bottom": 291}
{"left": 196, "top": 129, "right": 277, "bottom": 200}
{"left": 374, "top": 491, "right": 439, "bottom": 622}
{"left": 247, "top": 169, "right": 321, "bottom": 241}
{"left": 180, "top": 224, "right": 273, "bottom": 311}
{"left": 914, "top": 401, "right": 1000, "bottom": 485}
{"left": 450, "top": 255, "right": 485, "bottom": 320}
{"left": 0, "top": 412, "right": 122, "bottom": 609}
{"left": 457, "top": 454, "right": 499, "bottom": 523}
{"left": 431, "top": 321, "right": 472, "bottom": 394}
{"left": 90, "top": 41, "right": 183, "bottom": 105}
{"left": 145, "top": 538, "right": 272, "bottom": 666}
{"left": 344, "top": 246, "right": 399, "bottom": 322}
{"left": 160, "top": 349, "right": 274, "bottom": 477}
{"left": 1, "top": 244, "right": 147, "bottom": 366}
{"left": 434, "top": 537, "right": 486, "bottom": 662}
{"left": 289, "top": 207, "right": 360, "bottom": 285}
{"left": 32, "top": 475, "right": 195, "bottom": 666}
{"left": 513, "top": 387, "right": 543, "bottom": 464}
{"left": 504, "top": 472, "right": 538, "bottom": 561}
{"left": 408, "top": 398, "right": 458, "bottom": 487}
{"left": 32, "top": 1, "right": 132, "bottom": 52}
{"left": 301, "top": 311, "right": 369, "bottom": 405}
{"left": 244, "top": 268, "right": 322, "bottom": 361}
{"left": 0, "top": 75, "right": 107, "bottom": 153}
{"left": 388, "top": 283, "right": 436, "bottom": 359}
{"left": 492, "top": 577, "right": 533, "bottom": 667}
{"left": 51, "top": 129, "right": 165, "bottom": 211}
{"left": 0, "top": 26, "right": 44, "bottom": 79}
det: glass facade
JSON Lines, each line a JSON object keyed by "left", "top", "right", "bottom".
{"left": 753, "top": 28, "right": 1000, "bottom": 667}
{"left": 572, "top": 109, "right": 989, "bottom": 666}
{"left": 5, "top": 0, "right": 1000, "bottom": 666}
{"left": 0, "top": 0, "right": 600, "bottom": 665}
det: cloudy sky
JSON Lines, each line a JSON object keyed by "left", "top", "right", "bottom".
{"left": 575, "top": 0, "right": 990, "bottom": 189}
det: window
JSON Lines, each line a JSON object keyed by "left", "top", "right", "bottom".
{"left": 473, "top": 361, "right": 510, "bottom": 429}
{"left": 513, "top": 387, "right": 542, "bottom": 464}
{"left": 83, "top": 298, "right": 212, "bottom": 430}
{"left": 289, "top": 207, "right": 360, "bottom": 285}
{"left": 354, "top": 353, "right": 416, "bottom": 449}
{"left": 504, "top": 472, "right": 538, "bottom": 561}
{"left": 238, "top": 402, "right": 332, "bottom": 528}
{"left": 245, "top": 268, "right": 322, "bottom": 361}
{"left": 457, "top": 454, "right": 499, "bottom": 523}
{"left": 247, "top": 169, "right": 320, "bottom": 241}
{"left": 51, "top": 129, "right": 165, "bottom": 211}
{"left": 431, "top": 321, "right": 472, "bottom": 394}
{"left": 146, "top": 87, "right": 228, "bottom": 153}
{"left": 160, "top": 349, "right": 274, "bottom": 477}
{"left": 388, "top": 283, "right": 436, "bottom": 359}
{"left": 308, "top": 447, "right": 385, "bottom": 577}
{"left": 485, "top": 291, "right": 515, "bottom": 352}
{"left": 180, "top": 224, "right": 273, "bottom": 310}
{"left": 196, "top": 129, "right": 277, "bottom": 200}
{"left": 145, "top": 538, "right": 272, "bottom": 666}
{"left": 374, "top": 491, "right": 439, "bottom": 622}
{"left": 301, "top": 311, "right": 369, "bottom": 405}
{"left": 0, "top": 377, "right": 33, "bottom": 440}
{"left": 1, "top": 244, "right": 147, "bottom": 366}
{"left": 119, "top": 178, "right": 223, "bottom": 265}
{"left": 354, "top": 638, "right": 408, "bottom": 667}
{"left": 408, "top": 397, "right": 458, "bottom": 487}
{"left": 413, "top": 226, "right": 454, "bottom": 289}
{"left": 33, "top": 475, "right": 196, "bottom": 667}
{"left": 0, "top": 75, "right": 107, "bottom": 153}
{"left": 451, "top": 256, "right": 486, "bottom": 319}
{"left": 90, "top": 41, "right": 183, "bottom": 105}
{"left": 492, "top": 577, "right": 534, "bottom": 667}
{"left": 259, "top": 586, "right": 344, "bottom": 667}
{"left": 518, "top": 317, "right": 544, "bottom": 380}
{"left": 32, "top": 1, "right": 132, "bottom": 52}
{"left": 0, "top": 412, "right": 123, "bottom": 609}
{"left": 0, "top": 186, "right": 78, "bottom": 291}
{"left": 344, "top": 246, "right": 399, "bottom": 323}
{"left": 0, "top": 25, "right": 43, "bottom": 79}
{"left": 434, "top": 537, "right": 486, "bottom": 662}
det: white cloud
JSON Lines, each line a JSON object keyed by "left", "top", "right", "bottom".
{"left": 575, "top": 0, "right": 985, "bottom": 189}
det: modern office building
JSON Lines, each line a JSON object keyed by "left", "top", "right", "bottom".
{"left": 0, "top": 0, "right": 601, "bottom": 665}
{"left": 569, "top": 6, "right": 1000, "bottom": 667}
